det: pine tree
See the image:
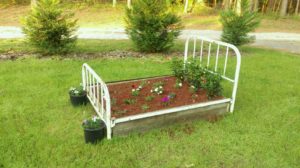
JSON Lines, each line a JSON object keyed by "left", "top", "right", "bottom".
{"left": 22, "top": 0, "right": 77, "bottom": 54}
{"left": 125, "top": 0, "right": 183, "bottom": 52}
{"left": 220, "top": 0, "right": 260, "bottom": 46}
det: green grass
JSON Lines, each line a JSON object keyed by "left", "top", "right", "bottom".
{"left": 0, "top": 39, "right": 186, "bottom": 54}
{"left": 0, "top": 42, "right": 300, "bottom": 167}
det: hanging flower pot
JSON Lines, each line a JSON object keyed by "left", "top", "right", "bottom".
{"left": 82, "top": 116, "right": 106, "bottom": 144}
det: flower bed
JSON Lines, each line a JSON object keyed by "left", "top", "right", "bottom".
{"left": 108, "top": 76, "right": 223, "bottom": 118}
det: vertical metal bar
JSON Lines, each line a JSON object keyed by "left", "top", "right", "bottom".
{"left": 93, "top": 77, "right": 96, "bottom": 103}
{"left": 86, "top": 68, "right": 89, "bottom": 94}
{"left": 82, "top": 65, "right": 86, "bottom": 90}
{"left": 193, "top": 38, "right": 196, "bottom": 59}
{"left": 96, "top": 81, "right": 100, "bottom": 110}
{"left": 101, "top": 85, "right": 104, "bottom": 115}
{"left": 230, "top": 46, "right": 241, "bottom": 113}
{"left": 223, "top": 47, "right": 229, "bottom": 76}
{"left": 89, "top": 72, "right": 92, "bottom": 96}
{"left": 207, "top": 43, "right": 212, "bottom": 67}
{"left": 215, "top": 44, "right": 220, "bottom": 71}
{"left": 200, "top": 40, "right": 203, "bottom": 65}
{"left": 184, "top": 38, "right": 189, "bottom": 67}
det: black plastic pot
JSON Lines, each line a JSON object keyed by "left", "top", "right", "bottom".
{"left": 69, "top": 92, "right": 87, "bottom": 106}
{"left": 84, "top": 122, "right": 106, "bottom": 144}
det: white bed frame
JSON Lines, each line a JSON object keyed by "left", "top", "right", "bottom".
{"left": 82, "top": 36, "right": 241, "bottom": 139}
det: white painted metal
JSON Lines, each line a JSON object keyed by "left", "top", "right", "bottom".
{"left": 183, "top": 36, "right": 241, "bottom": 113}
{"left": 82, "top": 63, "right": 112, "bottom": 139}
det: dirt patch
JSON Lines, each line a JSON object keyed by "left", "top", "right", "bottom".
{"left": 108, "top": 76, "right": 222, "bottom": 118}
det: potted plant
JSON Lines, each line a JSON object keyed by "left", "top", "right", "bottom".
{"left": 69, "top": 86, "right": 87, "bottom": 106}
{"left": 82, "top": 116, "right": 106, "bottom": 144}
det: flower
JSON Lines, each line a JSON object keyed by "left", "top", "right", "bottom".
{"left": 161, "top": 96, "right": 170, "bottom": 102}
{"left": 132, "top": 89, "right": 136, "bottom": 92}
{"left": 150, "top": 89, "right": 153, "bottom": 93}
{"left": 155, "top": 88, "right": 158, "bottom": 91}
{"left": 179, "top": 83, "right": 182, "bottom": 87}
{"left": 159, "top": 86, "right": 162, "bottom": 89}
{"left": 138, "top": 86, "right": 142, "bottom": 89}
{"left": 131, "top": 84, "right": 135, "bottom": 88}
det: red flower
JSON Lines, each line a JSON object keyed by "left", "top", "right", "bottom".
{"left": 131, "top": 84, "right": 135, "bottom": 88}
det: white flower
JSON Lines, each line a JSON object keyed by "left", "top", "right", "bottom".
{"left": 92, "top": 116, "right": 98, "bottom": 122}
{"left": 159, "top": 86, "right": 162, "bottom": 89}
{"left": 159, "top": 91, "right": 163, "bottom": 94}
{"left": 191, "top": 85, "right": 195, "bottom": 88}
{"left": 132, "top": 89, "right": 135, "bottom": 92}
{"left": 150, "top": 89, "right": 153, "bottom": 93}
{"left": 155, "top": 88, "right": 158, "bottom": 92}
{"left": 138, "top": 86, "right": 142, "bottom": 89}
{"left": 179, "top": 83, "right": 182, "bottom": 87}
{"left": 74, "top": 90, "right": 79, "bottom": 94}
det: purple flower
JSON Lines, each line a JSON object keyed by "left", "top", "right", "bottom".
{"left": 161, "top": 96, "right": 170, "bottom": 103}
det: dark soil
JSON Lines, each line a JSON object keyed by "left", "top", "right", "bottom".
{"left": 108, "top": 76, "right": 222, "bottom": 118}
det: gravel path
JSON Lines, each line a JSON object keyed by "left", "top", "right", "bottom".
{"left": 1, "top": 26, "right": 300, "bottom": 53}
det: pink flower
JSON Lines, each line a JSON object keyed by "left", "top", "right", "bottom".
{"left": 161, "top": 96, "right": 170, "bottom": 103}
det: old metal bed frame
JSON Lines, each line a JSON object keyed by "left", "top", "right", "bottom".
{"left": 82, "top": 36, "right": 241, "bottom": 139}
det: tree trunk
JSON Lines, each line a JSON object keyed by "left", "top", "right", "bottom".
{"left": 296, "top": 0, "right": 300, "bottom": 15}
{"left": 31, "top": 0, "right": 37, "bottom": 8}
{"left": 236, "top": 0, "right": 241, "bottom": 15}
{"left": 280, "top": 0, "right": 288, "bottom": 16}
{"left": 184, "top": 0, "right": 189, "bottom": 13}
{"left": 253, "top": 0, "right": 259, "bottom": 11}
{"left": 223, "top": 0, "right": 230, "bottom": 9}
{"left": 127, "top": 0, "right": 131, "bottom": 8}
{"left": 113, "top": 0, "right": 117, "bottom": 7}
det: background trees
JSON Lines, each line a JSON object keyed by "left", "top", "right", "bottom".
{"left": 2, "top": 0, "right": 300, "bottom": 16}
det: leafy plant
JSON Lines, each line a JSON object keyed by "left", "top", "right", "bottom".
{"left": 141, "top": 104, "right": 150, "bottom": 111}
{"left": 82, "top": 116, "right": 103, "bottom": 130}
{"left": 69, "top": 86, "right": 85, "bottom": 96}
{"left": 161, "top": 93, "right": 176, "bottom": 106}
{"left": 125, "top": 0, "right": 183, "bottom": 52}
{"left": 151, "top": 82, "right": 164, "bottom": 95}
{"left": 123, "top": 98, "right": 136, "bottom": 105}
{"left": 145, "top": 96, "right": 154, "bottom": 101}
{"left": 171, "top": 58, "right": 186, "bottom": 81}
{"left": 204, "top": 72, "right": 223, "bottom": 99}
{"left": 131, "top": 84, "right": 143, "bottom": 96}
{"left": 131, "top": 89, "right": 140, "bottom": 96}
{"left": 168, "top": 92, "right": 176, "bottom": 99}
{"left": 174, "top": 79, "right": 183, "bottom": 89}
{"left": 22, "top": 0, "right": 78, "bottom": 54}
{"left": 186, "top": 61, "right": 205, "bottom": 90}
{"left": 220, "top": 0, "right": 260, "bottom": 46}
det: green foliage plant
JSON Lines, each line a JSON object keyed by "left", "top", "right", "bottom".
{"left": 125, "top": 0, "right": 183, "bottom": 52}
{"left": 220, "top": 0, "right": 260, "bottom": 46}
{"left": 204, "top": 72, "right": 223, "bottom": 99}
{"left": 22, "top": 0, "right": 78, "bottom": 54}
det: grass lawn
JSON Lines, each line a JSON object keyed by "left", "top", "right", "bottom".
{"left": 1, "top": 3, "right": 300, "bottom": 33}
{"left": 0, "top": 39, "right": 300, "bottom": 167}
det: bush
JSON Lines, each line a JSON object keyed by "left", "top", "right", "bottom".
{"left": 220, "top": 0, "right": 260, "bottom": 46}
{"left": 204, "top": 72, "right": 223, "bottom": 99}
{"left": 125, "top": 0, "right": 183, "bottom": 52}
{"left": 22, "top": 0, "right": 78, "bottom": 54}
